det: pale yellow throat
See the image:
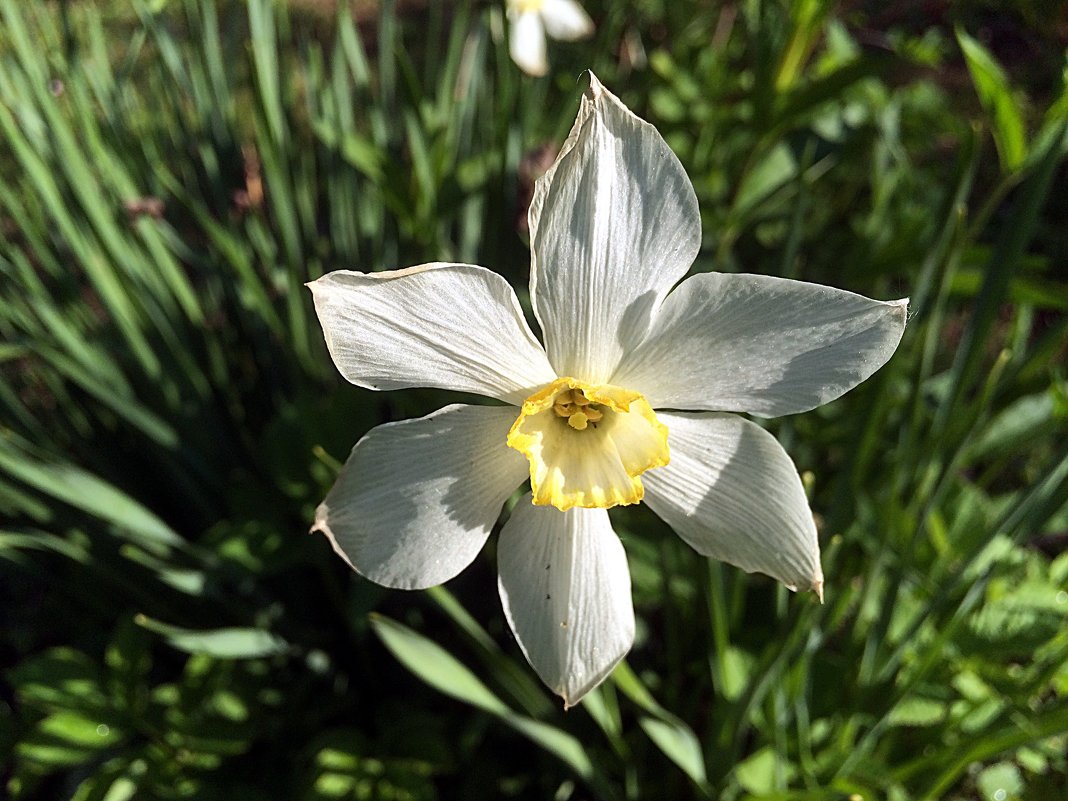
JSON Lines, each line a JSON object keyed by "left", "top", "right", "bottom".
{"left": 507, "top": 377, "right": 670, "bottom": 511}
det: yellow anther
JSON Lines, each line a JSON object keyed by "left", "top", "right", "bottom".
{"left": 553, "top": 389, "right": 602, "bottom": 429}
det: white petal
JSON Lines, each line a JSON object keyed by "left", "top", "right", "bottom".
{"left": 541, "top": 0, "right": 594, "bottom": 41}
{"left": 529, "top": 73, "right": 701, "bottom": 383}
{"left": 313, "top": 404, "right": 528, "bottom": 590}
{"left": 308, "top": 264, "right": 555, "bottom": 405}
{"left": 509, "top": 11, "right": 548, "bottom": 76}
{"left": 642, "top": 412, "right": 823, "bottom": 594}
{"left": 498, "top": 497, "right": 634, "bottom": 707}
{"left": 612, "top": 272, "right": 908, "bottom": 417}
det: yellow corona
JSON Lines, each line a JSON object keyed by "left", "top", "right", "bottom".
{"left": 507, "top": 377, "right": 670, "bottom": 511}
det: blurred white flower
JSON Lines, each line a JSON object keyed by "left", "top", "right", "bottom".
{"left": 506, "top": 0, "right": 594, "bottom": 77}
{"left": 308, "top": 73, "right": 908, "bottom": 706}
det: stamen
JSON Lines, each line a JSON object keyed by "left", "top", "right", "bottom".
{"left": 552, "top": 389, "right": 604, "bottom": 430}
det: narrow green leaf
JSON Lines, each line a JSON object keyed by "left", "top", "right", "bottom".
{"left": 0, "top": 434, "right": 181, "bottom": 549}
{"left": 614, "top": 661, "right": 710, "bottom": 791}
{"left": 135, "top": 615, "right": 288, "bottom": 659}
{"left": 935, "top": 116, "right": 1065, "bottom": 432}
{"left": 957, "top": 28, "right": 1027, "bottom": 171}
{"left": 369, "top": 614, "right": 508, "bottom": 713}
{"left": 774, "top": 0, "right": 836, "bottom": 93}
{"left": 638, "top": 717, "right": 709, "bottom": 790}
{"left": 965, "top": 392, "right": 1057, "bottom": 462}
{"left": 247, "top": 0, "right": 285, "bottom": 146}
{"left": 426, "top": 585, "right": 554, "bottom": 718}
{"left": 731, "top": 143, "right": 798, "bottom": 221}
{"left": 370, "top": 614, "right": 597, "bottom": 784}
{"left": 611, "top": 659, "right": 664, "bottom": 715}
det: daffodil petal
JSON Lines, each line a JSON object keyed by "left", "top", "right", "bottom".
{"left": 529, "top": 73, "right": 701, "bottom": 383}
{"left": 612, "top": 273, "right": 908, "bottom": 417}
{"left": 541, "top": 0, "right": 594, "bottom": 40}
{"left": 642, "top": 412, "right": 823, "bottom": 595}
{"left": 509, "top": 10, "right": 548, "bottom": 76}
{"left": 498, "top": 497, "right": 634, "bottom": 707}
{"left": 308, "top": 264, "right": 555, "bottom": 405}
{"left": 313, "top": 404, "right": 528, "bottom": 590}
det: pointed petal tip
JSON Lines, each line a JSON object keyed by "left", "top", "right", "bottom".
{"left": 310, "top": 502, "right": 328, "bottom": 535}
{"left": 583, "top": 70, "right": 604, "bottom": 100}
{"left": 782, "top": 576, "right": 824, "bottom": 602}
{"left": 310, "top": 502, "right": 358, "bottom": 572}
{"left": 557, "top": 679, "right": 596, "bottom": 710}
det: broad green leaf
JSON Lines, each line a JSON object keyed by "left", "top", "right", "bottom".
{"left": 734, "top": 746, "right": 795, "bottom": 795}
{"left": 720, "top": 646, "right": 756, "bottom": 702}
{"left": 8, "top": 647, "right": 108, "bottom": 714}
{"left": 17, "top": 711, "right": 123, "bottom": 768}
{"left": 962, "top": 579, "right": 1066, "bottom": 656}
{"left": 977, "top": 762, "right": 1024, "bottom": 801}
{"left": 887, "top": 697, "right": 947, "bottom": 727}
{"left": 71, "top": 771, "right": 140, "bottom": 801}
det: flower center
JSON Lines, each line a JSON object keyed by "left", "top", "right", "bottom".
{"left": 507, "top": 377, "right": 670, "bottom": 511}
{"left": 512, "top": 0, "right": 545, "bottom": 12}
{"left": 552, "top": 387, "right": 603, "bottom": 431}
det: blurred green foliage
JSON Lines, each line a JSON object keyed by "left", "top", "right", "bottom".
{"left": 1, "top": 0, "right": 1066, "bottom": 799}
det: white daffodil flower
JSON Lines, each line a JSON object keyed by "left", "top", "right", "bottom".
{"left": 507, "top": 0, "right": 594, "bottom": 77}
{"left": 308, "top": 74, "right": 908, "bottom": 707}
